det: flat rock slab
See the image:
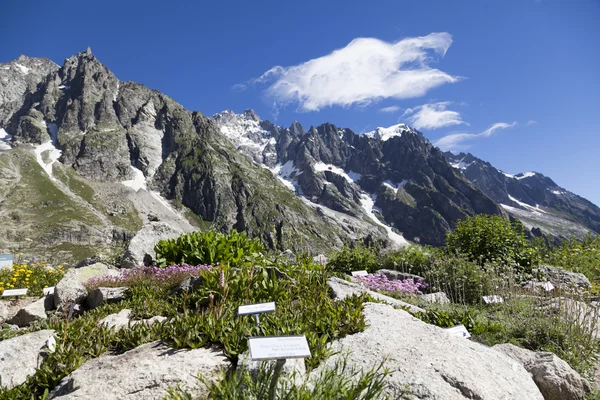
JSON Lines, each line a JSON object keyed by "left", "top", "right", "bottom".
{"left": 0, "top": 329, "right": 55, "bottom": 389}
{"left": 309, "top": 303, "right": 543, "bottom": 400}
{"left": 48, "top": 341, "right": 229, "bottom": 399}
{"left": 98, "top": 309, "right": 166, "bottom": 330}
{"left": 327, "top": 277, "right": 424, "bottom": 313}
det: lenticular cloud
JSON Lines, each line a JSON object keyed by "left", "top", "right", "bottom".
{"left": 256, "top": 32, "right": 458, "bottom": 111}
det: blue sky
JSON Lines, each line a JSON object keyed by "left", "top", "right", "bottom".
{"left": 1, "top": 0, "right": 599, "bottom": 206}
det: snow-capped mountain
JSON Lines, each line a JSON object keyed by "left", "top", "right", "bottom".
{"left": 212, "top": 110, "right": 504, "bottom": 247}
{"left": 445, "top": 152, "right": 600, "bottom": 239}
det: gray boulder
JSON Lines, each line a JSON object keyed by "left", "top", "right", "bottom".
{"left": 98, "top": 309, "right": 166, "bottom": 331}
{"left": 54, "top": 263, "right": 119, "bottom": 309}
{"left": 280, "top": 249, "right": 296, "bottom": 264}
{"left": 536, "top": 265, "right": 591, "bottom": 289}
{"left": 48, "top": 341, "right": 229, "bottom": 399}
{"left": 0, "top": 329, "right": 55, "bottom": 389}
{"left": 327, "top": 277, "right": 424, "bottom": 313}
{"left": 375, "top": 269, "right": 425, "bottom": 282}
{"left": 309, "top": 303, "right": 543, "bottom": 399}
{"left": 121, "top": 222, "right": 183, "bottom": 268}
{"left": 420, "top": 292, "right": 450, "bottom": 304}
{"left": 494, "top": 343, "right": 591, "bottom": 400}
{"left": 86, "top": 287, "right": 129, "bottom": 309}
{"left": 170, "top": 276, "right": 204, "bottom": 295}
{"left": 7, "top": 297, "right": 47, "bottom": 327}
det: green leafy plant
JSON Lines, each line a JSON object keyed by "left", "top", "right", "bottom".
{"left": 380, "top": 245, "right": 433, "bottom": 274}
{"left": 327, "top": 245, "right": 379, "bottom": 275}
{"left": 446, "top": 214, "right": 539, "bottom": 272}
{"left": 154, "top": 230, "right": 265, "bottom": 268}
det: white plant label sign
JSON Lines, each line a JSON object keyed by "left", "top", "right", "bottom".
{"left": 351, "top": 270, "right": 368, "bottom": 277}
{"left": 43, "top": 287, "right": 55, "bottom": 296}
{"left": 445, "top": 324, "right": 471, "bottom": 339}
{"left": 238, "top": 301, "right": 276, "bottom": 316}
{"left": 0, "top": 254, "right": 13, "bottom": 269}
{"left": 2, "top": 288, "right": 28, "bottom": 297}
{"left": 249, "top": 335, "right": 312, "bottom": 360}
{"left": 483, "top": 295, "right": 504, "bottom": 304}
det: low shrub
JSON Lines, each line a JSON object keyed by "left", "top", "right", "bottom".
{"left": 446, "top": 214, "right": 539, "bottom": 272}
{"left": 542, "top": 234, "right": 600, "bottom": 281}
{"left": 380, "top": 245, "right": 433, "bottom": 274}
{"left": 0, "top": 262, "right": 64, "bottom": 296}
{"left": 154, "top": 230, "right": 265, "bottom": 268}
{"left": 327, "top": 245, "right": 379, "bottom": 275}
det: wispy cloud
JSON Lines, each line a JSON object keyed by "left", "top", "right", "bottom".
{"left": 434, "top": 122, "right": 517, "bottom": 151}
{"left": 379, "top": 105, "right": 401, "bottom": 113}
{"left": 247, "top": 33, "right": 459, "bottom": 112}
{"left": 526, "top": 120, "right": 538, "bottom": 126}
{"left": 402, "top": 101, "right": 467, "bottom": 130}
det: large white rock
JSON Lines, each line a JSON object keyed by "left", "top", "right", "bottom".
{"left": 0, "top": 329, "right": 55, "bottom": 389}
{"left": 54, "top": 263, "right": 119, "bottom": 309}
{"left": 494, "top": 343, "right": 591, "bottom": 400}
{"left": 7, "top": 297, "right": 47, "bottom": 327}
{"left": 309, "top": 303, "right": 543, "bottom": 399}
{"left": 121, "top": 222, "right": 183, "bottom": 268}
{"left": 48, "top": 341, "right": 229, "bottom": 399}
{"left": 327, "top": 277, "right": 424, "bottom": 313}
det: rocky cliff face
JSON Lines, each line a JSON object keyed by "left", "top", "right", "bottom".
{"left": 213, "top": 112, "right": 505, "bottom": 246}
{"left": 445, "top": 152, "right": 600, "bottom": 239}
{"left": 0, "top": 49, "right": 392, "bottom": 263}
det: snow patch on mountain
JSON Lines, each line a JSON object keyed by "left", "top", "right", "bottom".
{"left": 34, "top": 122, "right": 62, "bottom": 179}
{"left": 501, "top": 171, "right": 515, "bottom": 178}
{"left": 383, "top": 180, "right": 407, "bottom": 194}
{"left": 450, "top": 158, "right": 474, "bottom": 171}
{"left": 358, "top": 193, "right": 408, "bottom": 247}
{"left": 515, "top": 172, "right": 536, "bottom": 180}
{"left": 508, "top": 195, "right": 546, "bottom": 214}
{"left": 121, "top": 166, "right": 147, "bottom": 192}
{"left": 364, "top": 124, "right": 412, "bottom": 141}
{"left": 0, "top": 128, "right": 12, "bottom": 150}
{"left": 14, "top": 64, "right": 30, "bottom": 75}
{"left": 314, "top": 162, "right": 361, "bottom": 184}
{"left": 268, "top": 161, "right": 303, "bottom": 192}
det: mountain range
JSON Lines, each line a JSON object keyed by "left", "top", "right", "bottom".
{"left": 0, "top": 48, "right": 597, "bottom": 264}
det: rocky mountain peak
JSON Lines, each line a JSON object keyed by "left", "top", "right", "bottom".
{"left": 242, "top": 108, "right": 260, "bottom": 122}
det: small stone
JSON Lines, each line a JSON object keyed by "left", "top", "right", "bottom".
{"left": 420, "top": 292, "right": 450, "bottom": 304}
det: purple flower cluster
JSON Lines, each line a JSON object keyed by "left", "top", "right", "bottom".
{"left": 355, "top": 274, "right": 428, "bottom": 296}
{"left": 85, "top": 264, "right": 213, "bottom": 290}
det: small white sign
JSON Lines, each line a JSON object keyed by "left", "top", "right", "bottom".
{"left": 249, "top": 335, "right": 312, "bottom": 360}
{"left": 43, "top": 287, "right": 55, "bottom": 296}
{"left": 238, "top": 301, "right": 276, "bottom": 316}
{"left": 445, "top": 324, "right": 471, "bottom": 339}
{"left": 483, "top": 295, "right": 504, "bottom": 304}
{"left": 351, "top": 270, "right": 369, "bottom": 277}
{"left": 2, "top": 288, "right": 28, "bottom": 297}
{"left": 0, "top": 254, "right": 13, "bottom": 269}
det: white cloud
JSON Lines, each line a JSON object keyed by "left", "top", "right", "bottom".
{"left": 252, "top": 33, "right": 459, "bottom": 112}
{"left": 526, "top": 120, "right": 538, "bottom": 126}
{"left": 434, "top": 122, "right": 517, "bottom": 151}
{"left": 379, "top": 106, "right": 401, "bottom": 113}
{"left": 402, "top": 101, "right": 466, "bottom": 130}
